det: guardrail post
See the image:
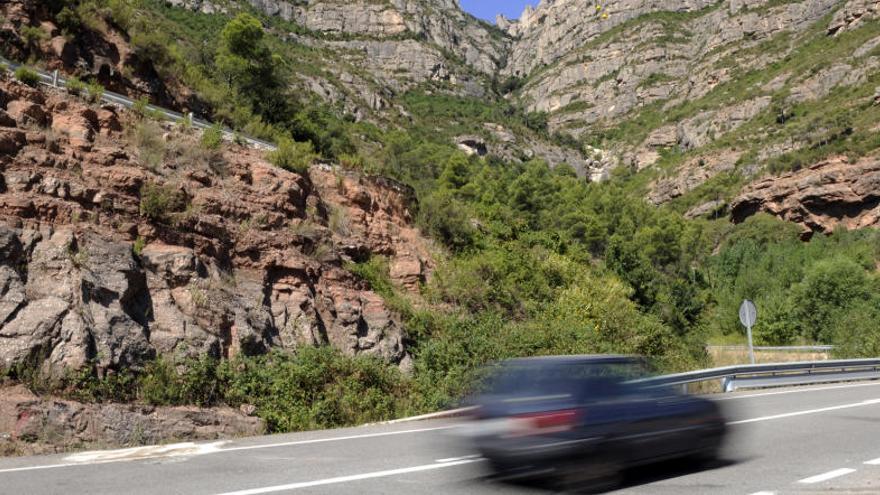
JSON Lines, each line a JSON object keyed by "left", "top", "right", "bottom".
{"left": 721, "top": 376, "right": 734, "bottom": 393}
{"left": 52, "top": 70, "right": 58, "bottom": 88}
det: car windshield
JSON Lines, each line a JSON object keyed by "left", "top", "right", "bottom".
{"left": 481, "top": 359, "right": 651, "bottom": 397}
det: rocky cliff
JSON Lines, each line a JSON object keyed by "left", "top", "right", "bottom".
{"left": 497, "top": 0, "right": 880, "bottom": 227}
{"left": 0, "top": 73, "right": 433, "bottom": 379}
{"left": 731, "top": 154, "right": 880, "bottom": 236}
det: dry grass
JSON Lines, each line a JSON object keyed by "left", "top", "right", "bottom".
{"left": 681, "top": 348, "right": 833, "bottom": 395}
{"left": 708, "top": 348, "right": 830, "bottom": 367}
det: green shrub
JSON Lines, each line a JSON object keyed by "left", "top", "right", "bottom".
{"left": 132, "top": 96, "right": 150, "bottom": 118}
{"left": 66, "top": 76, "right": 86, "bottom": 96}
{"left": 20, "top": 25, "right": 48, "bottom": 47}
{"left": 85, "top": 81, "right": 105, "bottom": 103}
{"left": 139, "top": 183, "right": 187, "bottom": 223}
{"left": 14, "top": 67, "right": 40, "bottom": 87}
{"left": 832, "top": 299, "right": 880, "bottom": 358}
{"left": 132, "top": 236, "right": 146, "bottom": 257}
{"left": 267, "top": 138, "right": 316, "bottom": 174}
{"left": 200, "top": 123, "right": 224, "bottom": 150}
{"left": 132, "top": 120, "right": 165, "bottom": 168}
{"left": 223, "top": 348, "right": 412, "bottom": 432}
{"left": 140, "top": 357, "right": 225, "bottom": 407}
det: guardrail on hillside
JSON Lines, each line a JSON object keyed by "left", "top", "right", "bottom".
{"left": 634, "top": 358, "right": 880, "bottom": 392}
{"left": 707, "top": 345, "right": 835, "bottom": 352}
{"left": 0, "top": 56, "right": 277, "bottom": 151}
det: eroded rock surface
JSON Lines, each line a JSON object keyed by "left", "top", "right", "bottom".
{"left": 0, "top": 75, "right": 432, "bottom": 378}
{"left": 730, "top": 155, "right": 880, "bottom": 236}
{"left": 0, "top": 385, "right": 264, "bottom": 456}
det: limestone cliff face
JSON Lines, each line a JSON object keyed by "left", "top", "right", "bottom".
{"left": 0, "top": 75, "right": 433, "bottom": 378}
{"left": 494, "top": 0, "right": 880, "bottom": 231}
{"left": 730, "top": 155, "right": 880, "bottom": 236}
{"left": 246, "top": 0, "right": 505, "bottom": 75}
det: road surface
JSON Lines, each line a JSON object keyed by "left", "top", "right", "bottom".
{"left": 1, "top": 381, "right": 879, "bottom": 494}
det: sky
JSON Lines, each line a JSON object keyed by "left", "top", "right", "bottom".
{"left": 459, "top": 0, "right": 534, "bottom": 22}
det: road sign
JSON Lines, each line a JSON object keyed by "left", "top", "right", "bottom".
{"left": 739, "top": 300, "right": 757, "bottom": 365}
{"left": 739, "top": 300, "right": 757, "bottom": 327}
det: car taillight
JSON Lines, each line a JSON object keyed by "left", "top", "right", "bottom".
{"left": 508, "top": 409, "right": 581, "bottom": 437}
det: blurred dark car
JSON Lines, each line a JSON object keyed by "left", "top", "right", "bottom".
{"left": 459, "top": 355, "right": 727, "bottom": 491}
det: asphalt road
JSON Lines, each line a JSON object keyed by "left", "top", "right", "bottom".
{"left": 1, "top": 381, "right": 879, "bottom": 495}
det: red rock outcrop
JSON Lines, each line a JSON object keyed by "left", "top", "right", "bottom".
{"left": 0, "top": 73, "right": 433, "bottom": 378}
{"left": 0, "top": 385, "right": 264, "bottom": 456}
{"left": 730, "top": 155, "right": 880, "bottom": 236}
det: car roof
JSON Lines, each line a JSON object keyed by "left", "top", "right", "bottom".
{"left": 499, "top": 354, "right": 643, "bottom": 366}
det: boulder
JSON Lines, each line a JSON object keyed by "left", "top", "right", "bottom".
{"left": 0, "top": 129, "right": 26, "bottom": 154}
{"left": 6, "top": 100, "right": 47, "bottom": 126}
{"left": 51, "top": 111, "right": 97, "bottom": 149}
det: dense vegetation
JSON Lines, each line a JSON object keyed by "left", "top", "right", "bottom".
{"left": 5, "top": 1, "right": 880, "bottom": 435}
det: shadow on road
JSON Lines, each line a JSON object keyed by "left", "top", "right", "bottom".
{"left": 471, "top": 456, "right": 745, "bottom": 494}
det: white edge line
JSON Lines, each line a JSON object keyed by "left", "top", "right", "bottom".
{"left": 212, "top": 459, "right": 481, "bottom": 495}
{"left": 865, "top": 457, "right": 880, "bottom": 465}
{"left": 728, "top": 398, "right": 880, "bottom": 425}
{"left": 220, "top": 426, "right": 454, "bottom": 453}
{"left": 0, "top": 426, "right": 453, "bottom": 475}
{"left": 748, "top": 491, "right": 776, "bottom": 495}
{"left": 715, "top": 381, "right": 880, "bottom": 401}
{"left": 798, "top": 468, "right": 856, "bottom": 484}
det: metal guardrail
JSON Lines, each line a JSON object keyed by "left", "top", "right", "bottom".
{"left": 0, "top": 56, "right": 277, "bottom": 151}
{"left": 633, "top": 358, "right": 880, "bottom": 392}
{"left": 707, "top": 345, "right": 835, "bottom": 352}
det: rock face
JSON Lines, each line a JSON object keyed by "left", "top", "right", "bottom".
{"left": 0, "top": 385, "right": 264, "bottom": 456}
{"left": 0, "top": 75, "right": 433, "bottom": 378}
{"left": 247, "top": 0, "right": 505, "bottom": 75}
{"left": 730, "top": 155, "right": 880, "bottom": 236}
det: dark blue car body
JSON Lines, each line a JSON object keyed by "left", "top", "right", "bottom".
{"left": 462, "top": 355, "right": 727, "bottom": 489}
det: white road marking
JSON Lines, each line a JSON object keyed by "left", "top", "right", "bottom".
{"left": 0, "top": 426, "right": 452, "bottom": 474}
{"left": 727, "top": 398, "right": 880, "bottom": 425}
{"left": 748, "top": 491, "right": 775, "bottom": 495}
{"left": 715, "top": 381, "right": 880, "bottom": 401}
{"left": 798, "top": 468, "right": 856, "bottom": 484}
{"left": 865, "top": 457, "right": 880, "bottom": 465}
{"left": 0, "top": 463, "right": 81, "bottom": 474}
{"left": 220, "top": 426, "right": 454, "bottom": 453}
{"left": 211, "top": 458, "right": 481, "bottom": 495}
{"left": 65, "top": 441, "right": 226, "bottom": 463}
{"left": 435, "top": 454, "right": 481, "bottom": 463}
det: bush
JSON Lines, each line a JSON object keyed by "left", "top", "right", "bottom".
{"left": 200, "top": 123, "right": 224, "bottom": 150}
{"left": 86, "top": 81, "right": 105, "bottom": 104}
{"left": 267, "top": 138, "right": 316, "bottom": 174}
{"left": 66, "top": 76, "right": 86, "bottom": 96}
{"left": 20, "top": 25, "right": 48, "bottom": 47}
{"left": 223, "top": 348, "right": 412, "bottom": 432}
{"left": 132, "top": 120, "right": 165, "bottom": 168}
{"left": 14, "top": 67, "right": 40, "bottom": 87}
{"left": 140, "top": 357, "right": 225, "bottom": 407}
{"left": 417, "top": 192, "right": 476, "bottom": 252}
{"left": 139, "top": 183, "right": 187, "bottom": 223}
{"left": 832, "top": 299, "right": 880, "bottom": 358}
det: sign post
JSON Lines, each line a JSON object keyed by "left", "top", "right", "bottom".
{"left": 739, "top": 300, "right": 757, "bottom": 365}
